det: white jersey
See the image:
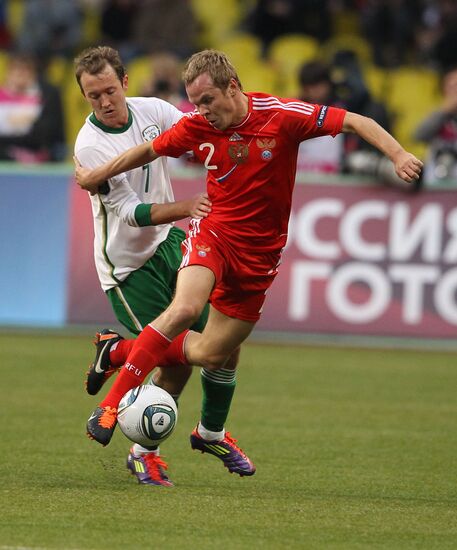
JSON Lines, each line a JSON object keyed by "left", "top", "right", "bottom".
{"left": 74, "top": 97, "right": 182, "bottom": 291}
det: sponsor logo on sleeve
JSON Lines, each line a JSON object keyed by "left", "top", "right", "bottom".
{"left": 317, "top": 105, "right": 328, "bottom": 127}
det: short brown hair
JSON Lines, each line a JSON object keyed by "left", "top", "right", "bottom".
{"left": 74, "top": 46, "right": 126, "bottom": 93}
{"left": 182, "top": 49, "right": 242, "bottom": 91}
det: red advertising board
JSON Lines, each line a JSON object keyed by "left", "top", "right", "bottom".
{"left": 67, "top": 175, "right": 457, "bottom": 339}
{"left": 258, "top": 182, "right": 457, "bottom": 338}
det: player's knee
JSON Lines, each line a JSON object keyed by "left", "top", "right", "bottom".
{"left": 201, "top": 351, "right": 232, "bottom": 371}
{"left": 152, "top": 364, "right": 193, "bottom": 393}
{"left": 168, "top": 301, "right": 202, "bottom": 329}
{"left": 223, "top": 346, "right": 240, "bottom": 370}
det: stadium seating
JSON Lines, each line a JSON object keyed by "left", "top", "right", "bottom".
{"left": 237, "top": 60, "right": 278, "bottom": 95}
{"left": 322, "top": 33, "right": 372, "bottom": 66}
{"left": 386, "top": 67, "right": 440, "bottom": 158}
{"left": 268, "top": 34, "right": 320, "bottom": 96}
{"left": 190, "top": 0, "right": 243, "bottom": 48}
{"left": 362, "top": 64, "right": 389, "bottom": 102}
{"left": 215, "top": 33, "right": 279, "bottom": 94}
{"left": 125, "top": 56, "right": 154, "bottom": 97}
{"left": 0, "top": 1, "right": 445, "bottom": 163}
{"left": 0, "top": 49, "right": 7, "bottom": 83}
{"left": 5, "top": 0, "right": 24, "bottom": 41}
{"left": 215, "top": 33, "right": 263, "bottom": 66}
{"left": 46, "top": 56, "right": 70, "bottom": 87}
{"left": 63, "top": 76, "right": 91, "bottom": 150}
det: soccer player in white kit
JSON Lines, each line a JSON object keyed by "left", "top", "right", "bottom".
{"left": 74, "top": 46, "right": 252, "bottom": 486}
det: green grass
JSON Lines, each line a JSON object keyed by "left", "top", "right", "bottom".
{"left": 1, "top": 331, "right": 457, "bottom": 549}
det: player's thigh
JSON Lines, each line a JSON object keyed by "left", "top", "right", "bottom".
{"left": 107, "top": 267, "right": 174, "bottom": 335}
{"left": 157, "top": 265, "right": 214, "bottom": 332}
{"left": 107, "top": 228, "right": 208, "bottom": 334}
{"left": 108, "top": 268, "right": 210, "bottom": 336}
{"left": 186, "top": 305, "right": 254, "bottom": 366}
{"left": 174, "top": 264, "right": 215, "bottom": 307}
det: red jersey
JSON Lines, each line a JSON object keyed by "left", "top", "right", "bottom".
{"left": 153, "top": 92, "right": 346, "bottom": 252}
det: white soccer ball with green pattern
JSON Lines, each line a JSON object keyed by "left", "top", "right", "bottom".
{"left": 117, "top": 385, "right": 178, "bottom": 447}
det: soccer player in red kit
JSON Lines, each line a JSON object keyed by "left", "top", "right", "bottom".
{"left": 75, "top": 50, "right": 423, "bottom": 463}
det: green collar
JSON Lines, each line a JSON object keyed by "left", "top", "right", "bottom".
{"left": 89, "top": 106, "right": 133, "bottom": 134}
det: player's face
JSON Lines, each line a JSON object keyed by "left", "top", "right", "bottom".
{"left": 186, "top": 73, "right": 240, "bottom": 131}
{"left": 80, "top": 64, "right": 129, "bottom": 128}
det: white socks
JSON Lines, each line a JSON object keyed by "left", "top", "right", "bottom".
{"left": 197, "top": 421, "right": 225, "bottom": 442}
{"left": 132, "top": 444, "right": 159, "bottom": 456}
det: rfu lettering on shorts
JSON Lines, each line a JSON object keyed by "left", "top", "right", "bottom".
{"left": 125, "top": 362, "right": 142, "bottom": 376}
{"left": 317, "top": 105, "right": 328, "bottom": 127}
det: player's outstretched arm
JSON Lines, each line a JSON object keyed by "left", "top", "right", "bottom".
{"left": 149, "top": 193, "right": 212, "bottom": 225}
{"left": 342, "top": 112, "right": 423, "bottom": 183}
{"left": 74, "top": 142, "right": 159, "bottom": 193}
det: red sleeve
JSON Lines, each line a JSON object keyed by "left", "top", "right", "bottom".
{"left": 152, "top": 116, "right": 194, "bottom": 158}
{"left": 316, "top": 105, "right": 346, "bottom": 137}
{"left": 288, "top": 103, "right": 346, "bottom": 142}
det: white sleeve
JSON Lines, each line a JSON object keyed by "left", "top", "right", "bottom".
{"left": 76, "top": 145, "right": 143, "bottom": 227}
{"left": 154, "top": 98, "right": 195, "bottom": 160}
{"left": 156, "top": 98, "right": 184, "bottom": 131}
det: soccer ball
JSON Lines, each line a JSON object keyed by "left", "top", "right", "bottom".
{"left": 117, "top": 385, "right": 178, "bottom": 448}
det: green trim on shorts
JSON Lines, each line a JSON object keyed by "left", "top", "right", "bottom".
{"left": 107, "top": 226, "right": 208, "bottom": 336}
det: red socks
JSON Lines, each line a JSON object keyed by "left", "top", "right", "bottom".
{"left": 159, "top": 330, "right": 190, "bottom": 367}
{"left": 100, "top": 325, "right": 172, "bottom": 409}
{"left": 109, "top": 330, "right": 190, "bottom": 367}
{"left": 109, "top": 338, "right": 134, "bottom": 367}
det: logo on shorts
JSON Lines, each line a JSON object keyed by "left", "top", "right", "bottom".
{"left": 196, "top": 243, "right": 211, "bottom": 257}
{"left": 142, "top": 124, "right": 161, "bottom": 141}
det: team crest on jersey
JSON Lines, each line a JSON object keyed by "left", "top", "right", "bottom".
{"left": 256, "top": 138, "right": 276, "bottom": 149}
{"left": 142, "top": 124, "right": 161, "bottom": 142}
{"left": 228, "top": 143, "right": 249, "bottom": 164}
{"left": 256, "top": 138, "right": 275, "bottom": 161}
{"left": 196, "top": 243, "right": 211, "bottom": 257}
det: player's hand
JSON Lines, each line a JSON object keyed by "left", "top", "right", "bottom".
{"left": 73, "top": 156, "right": 102, "bottom": 195}
{"left": 393, "top": 151, "right": 423, "bottom": 183}
{"left": 189, "top": 193, "right": 212, "bottom": 219}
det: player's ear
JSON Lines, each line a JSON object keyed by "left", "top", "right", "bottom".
{"left": 228, "top": 78, "right": 237, "bottom": 97}
{"left": 123, "top": 73, "right": 129, "bottom": 91}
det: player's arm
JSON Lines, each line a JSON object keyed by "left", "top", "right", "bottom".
{"left": 74, "top": 141, "right": 158, "bottom": 193}
{"left": 137, "top": 193, "right": 212, "bottom": 226}
{"left": 74, "top": 144, "right": 211, "bottom": 225}
{"left": 342, "top": 111, "right": 423, "bottom": 183}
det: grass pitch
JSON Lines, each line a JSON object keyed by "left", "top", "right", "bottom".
{"left": 1, "top": 331, "right": 457, "bottom": 549}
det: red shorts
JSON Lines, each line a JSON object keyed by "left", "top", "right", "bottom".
{"left": 180, "top": 219, "right": 285, "bottom": 322}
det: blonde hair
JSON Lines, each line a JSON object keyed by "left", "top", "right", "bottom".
{"left": 183, "top": 49, "right": 242, "bottom": 91}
